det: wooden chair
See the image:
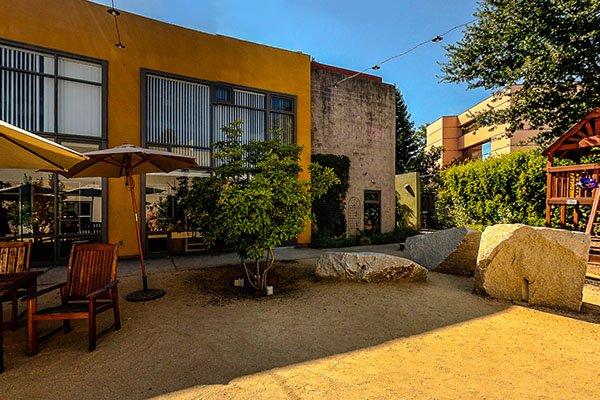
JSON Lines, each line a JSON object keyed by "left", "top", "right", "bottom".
{"left": 27, "top": 243, "right": 120, "bottom": 354}
{"left": 0, "top": 241, "right": 32, "bottom": 330}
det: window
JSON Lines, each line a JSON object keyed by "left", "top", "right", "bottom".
{"left": 146, "top": 74, "right": 211, "bottom": 167}
{"left": 143, "top": 71, "right": 296, "bottom": 256}
{"left": 214, "top": 86, "right": 232, "bottom": 103}
{"left": 269, "top": 95, "right": 294, "bottom": 144}
{"left": 364, "top": 190, "right": 381, "bottom": 236}
{"left": 144, "top": 72, "right": 296, "bottom": 170}
{"left": 0, "top": 42, "right": 106, "bottom": 265}
{"left": 481, "top": 141, "right": 492, "bottom": 160}
{"left": 213, "top": 88, "right": 266, "bottom": 146}
{"left": 0, "top": 43, "right": 104, "bottom": 137}
{"left": 0, "top": 141, "right": 104, "bottom": 264}
{"left": 271, "top": 96, "right": 293, "bottom": 112}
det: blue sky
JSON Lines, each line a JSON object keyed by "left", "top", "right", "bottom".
{"left": 96, "top": 0, "right": 489, "bottom": 127}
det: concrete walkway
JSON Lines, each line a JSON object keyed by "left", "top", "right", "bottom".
{"left": 38, "top": 243, "right": 402, "bottom": 286}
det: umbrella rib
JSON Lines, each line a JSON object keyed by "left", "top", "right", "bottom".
{"left": 146, "top": 157, "right": 168, "bottom": 172}
{"left": 133, "top": 154, "right": 171, "bottom": 173}
{"left": 103, "top": 156, "right": 124, "bottom": 167}
{"left": 131, "top": 154, "right": 156, "bottom": 169}
{"left": 66, "top": 153, "right": 119, "bottom": 177}
{"left": 1, "top": 133, "right": 68, "bottom": 171}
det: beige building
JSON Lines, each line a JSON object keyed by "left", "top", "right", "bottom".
{"left": 426, "top": 87, "right": 539, "bottom": 165}
{"left": 311, "top": 62, "right": 396, "bottom": 236}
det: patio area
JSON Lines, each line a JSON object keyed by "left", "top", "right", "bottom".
{"left": 1, "top": 246, "right": 600, "bottom": 400}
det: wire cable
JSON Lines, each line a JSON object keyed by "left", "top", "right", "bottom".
{"left": 331, "top": 19, "right": 476, "bottom": 88}
{"left": 108, "top": 0, "right": 125, "bottom": 49}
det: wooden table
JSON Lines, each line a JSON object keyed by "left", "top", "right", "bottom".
{"left": 0, "top": 271, "right": 42, "bottom": 373}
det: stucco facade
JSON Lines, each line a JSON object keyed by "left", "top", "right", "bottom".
{"left": 311, "top": 62, "right": 396, "bottom": 236}
{"left": 426, "top": 87, "right": 539, "bottom": 165}
{"left": 0, "top": 0, "right": 312, "bottom": 259}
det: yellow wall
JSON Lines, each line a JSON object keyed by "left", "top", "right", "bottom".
{"left": 0, "top": 0, "right": 312, "bottom": 255}
{"left": 395, "top": 172, "right": 421, "bottom": 231}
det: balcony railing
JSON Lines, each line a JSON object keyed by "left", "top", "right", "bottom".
{"left": 546, "top": 163, "right": 600, "bottom": 206}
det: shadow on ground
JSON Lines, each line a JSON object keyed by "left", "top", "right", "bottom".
{"left": 1, "top": 259, "right": 598, "bottom": 400}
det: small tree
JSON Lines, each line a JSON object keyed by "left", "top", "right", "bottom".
{"left": 185, "top": 121, "right": 338, "bottom": 291}
{"left": 395, "top": 88, "right": 425, "bottom": 174}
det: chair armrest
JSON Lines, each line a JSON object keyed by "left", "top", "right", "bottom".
{"left": 86, "top": 280, "right": 119, "bottom": 300}
{"left": 24, "top": 282, "right": 66, "bottom": 300}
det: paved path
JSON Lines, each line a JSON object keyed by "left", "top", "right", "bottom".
{"left": 38, "top": 243, "right": 402, "bottom": 286}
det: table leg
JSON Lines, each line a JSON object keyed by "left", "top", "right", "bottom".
{"left": 27, "top": 279, "right": 38, "bottom": 357}
{"left": 1, "top": 299, "right": 4, "bottom": 373}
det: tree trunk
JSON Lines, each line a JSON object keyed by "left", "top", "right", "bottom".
{"left": 240, "top": 248, "right": 276, "bottom": 292}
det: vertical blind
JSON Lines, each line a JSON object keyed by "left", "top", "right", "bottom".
{"left": 213, "top": 89, "right": 266, "bottom": 144}
{"left": 146, "top": 74, "right": 295, "bottom": 169}
{"left": 0, "top": 44, "right": 103, "bottom": 137}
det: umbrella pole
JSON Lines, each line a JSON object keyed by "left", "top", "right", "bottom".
{"left": 127, "top": 173, "right": 148, "bottom": 290}
{"left": 124, "top": 171, "right": 166, "bottom": 302}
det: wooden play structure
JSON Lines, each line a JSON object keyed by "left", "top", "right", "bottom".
{"left": 543, "top": 108, "right": 600, "bottom": 260}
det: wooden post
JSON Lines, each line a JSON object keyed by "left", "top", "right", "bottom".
{"left": 27, "top": 285, "right": 38, "bottom": 356}
{"left": 545, "top": 158, "right": 553, "bottom": 226}
{"left": 586, "top": 187, "right": 600, "bottom": 235}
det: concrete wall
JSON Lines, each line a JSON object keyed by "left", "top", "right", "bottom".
{"left": 311, "top": 62, "right": 396, "bottom": 235}
{"left": 0, "top": 0, "right": 313, "bottom": 255}
{"left": 395, "top": 172, "right": 421, "bottom": 231}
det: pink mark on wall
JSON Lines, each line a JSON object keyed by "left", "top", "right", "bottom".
{"left": 370, "top": 127, "right": 384, "bottom": 141}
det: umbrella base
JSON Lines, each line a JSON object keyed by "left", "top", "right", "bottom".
{"left": 125, "top": 288, "right": 166, "bottom": 302}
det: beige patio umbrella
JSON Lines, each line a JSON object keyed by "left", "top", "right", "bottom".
{"left": 60, "top": 144, "right": 198, "bottom": 302}
{"left": 0, "top": 120, "right": 87, "bottom": 171}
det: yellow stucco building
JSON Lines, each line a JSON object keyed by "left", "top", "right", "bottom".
{"left": 426, "top": 87, "right": 539, "bottom": 165}
{"left": 0, "top": 0, "right": 312, "bottom": 263}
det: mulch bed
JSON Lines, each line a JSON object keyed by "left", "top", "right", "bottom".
{"left": 189, "top": 260, "right": 318, "bottom": 306}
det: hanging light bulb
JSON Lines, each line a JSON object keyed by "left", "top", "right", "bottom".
{"left": 371, "top": 65, "right": 381, "bottom": 70}
{"left": 432, "top": 35, "right": 444, "bottom": 43}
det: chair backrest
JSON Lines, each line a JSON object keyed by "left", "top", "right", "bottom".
{"left": 0, "top": 241, "right": 31, "bottom": 274}
{"left": 65, "top": 243, "right": 119, "bottom": 300}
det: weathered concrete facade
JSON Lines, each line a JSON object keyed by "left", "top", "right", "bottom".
{"left": 311, "top": 62, "right": 396, "bottom": 236}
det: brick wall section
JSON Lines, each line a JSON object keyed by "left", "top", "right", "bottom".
{"left": 311, "top": 62, "right": 396, "bottom": 235}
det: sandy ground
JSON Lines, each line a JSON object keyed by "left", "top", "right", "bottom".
{"left": 1, "top": 260, "right": 600, "bottom": 400}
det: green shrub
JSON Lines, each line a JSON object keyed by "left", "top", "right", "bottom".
{"left": 434, "top": 150, "right": 547, "bottom": 230}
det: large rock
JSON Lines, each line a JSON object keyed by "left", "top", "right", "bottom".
{"left": 475, "top": 224, "right": 590, "bottom": 311}
{"left": 315, "top": 252, "right": 427, "bottom": 283}
{"left": 403, "top": 227, "right": 481, "bottom": 276}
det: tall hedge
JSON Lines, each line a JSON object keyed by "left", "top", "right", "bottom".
{"left": 311, "top": 154, "right": 350, "bottom": 239}
{"left": 435, "top": 151, "right": 547, "bottom": 230}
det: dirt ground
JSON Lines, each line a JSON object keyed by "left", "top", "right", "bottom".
{"left": 1, "top": 260, "right": 600, "bottom": 400}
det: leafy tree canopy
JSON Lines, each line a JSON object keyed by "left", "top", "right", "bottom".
{"left": 442, "top": 0, "right": 600, "bottom": 143}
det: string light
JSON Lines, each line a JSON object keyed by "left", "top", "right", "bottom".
{"left": 331, "top": 19, "right": 476, "bottom": 88}
{"left": 107, "top": 0, "right": 125, "bottom": 49}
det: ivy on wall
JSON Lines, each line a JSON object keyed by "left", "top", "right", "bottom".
{"left": 311, "top": 154, "right": 350, "bottom": 243}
